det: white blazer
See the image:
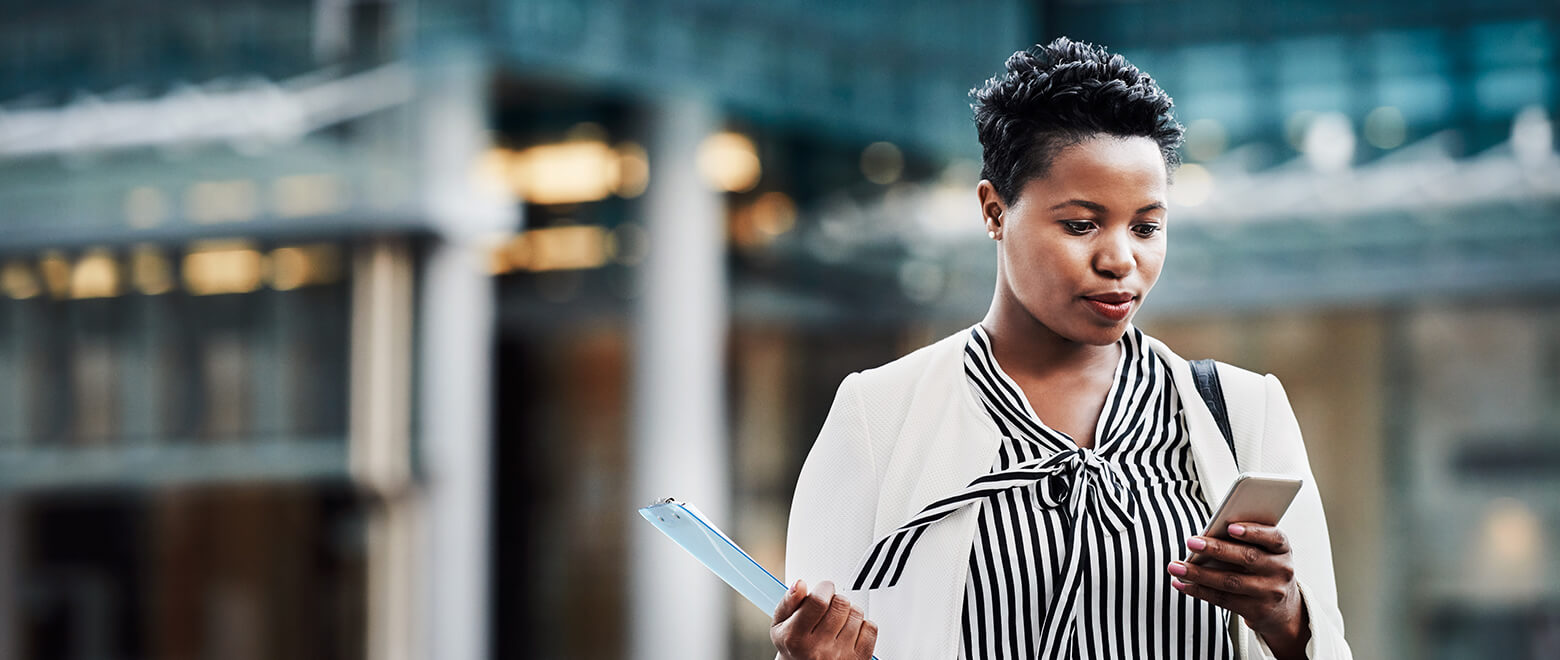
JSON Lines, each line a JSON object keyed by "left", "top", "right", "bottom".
{"left": 784, "top": 328, "right": 1351, "bottom": 659}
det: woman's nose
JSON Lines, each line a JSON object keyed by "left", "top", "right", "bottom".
{"left": 1093, "top": 231, "right": 1135, "bottom": 278}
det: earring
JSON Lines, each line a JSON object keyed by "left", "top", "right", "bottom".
{"left": 987, "top": 230, "right": 997, "bottom": 239}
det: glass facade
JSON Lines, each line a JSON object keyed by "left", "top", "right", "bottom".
{"left": 1, "top": 0, "right": 1557, "bottom": 658}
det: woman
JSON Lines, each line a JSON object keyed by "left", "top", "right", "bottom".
{"left": 769, "top": 38, "right": 1351, "bottom": 660}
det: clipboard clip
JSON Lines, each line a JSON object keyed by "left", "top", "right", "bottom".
{"left": 649, "top": 497, "right": 682, "bottom": 521}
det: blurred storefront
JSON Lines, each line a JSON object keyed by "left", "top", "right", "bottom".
{"left": 0, "top": 2, "right": 510, "bottom": 658}
{"left": 1, "top": 1, "right": 1558, "bottom": 660}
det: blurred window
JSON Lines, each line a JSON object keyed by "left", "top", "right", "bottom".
{"left": 1471, "top": 21, "right": 1552, "bottom": 69}
{"left": 1370, "top": 29, "right": 1448, "bottom": 77}
{"left": 1177, "top": 44, "right": 1257, "bottom": 135}
{"left": 0, "top": 242, "right": 352, "bottom": 490}
{"left": 1474, "top": 67, "right": 1552, "bottom": 119}
{"left": 1376, "top": 78, "right": 1454, "bottom": 125}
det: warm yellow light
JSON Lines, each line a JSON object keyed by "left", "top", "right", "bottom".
{"left": 697, "top": 132, "right": 761, "bottom": 193}
{"left": 474, "top": 149, "right": 516, "bottom": 197}
{"left": 1, "top": 261, "right": 40, "bottom": 299}
{"left": 183, "top": 240, "right": 264, "bottom": 295}
{"left": 1170, "top": 163, "right": 1214, "bottom": 207}
{"left": 131, "top": 245, "right": 174, "bottom": 295}
{"left": 186, "top": 180, "right": 259, "bottom": 224}
{"left": 70, "top": 248, "right": 120, "bottom": 299}
{"left": 502, "top": 233, "right": 533, "bottom": 273}
{"left": 268, "top": 244, "right": 342, "bottom": 290}
{"left": 1472, "top": 497, "right": 1547, "bottom": 601}
{"left": 509, "top": 141, "right": 620, "bottom": 205}
{"left": 125, "top": 186, "right": 168, "bottom": 228}
{"left": 1484, "top": 497, "right": 1542, "bottom": 565}
{"left": 273, "top": 174, "right": 345, "bottom": 218}
{"left": 488, "top": 246, "right": 513, "bottom": 275}
{"left": 522, "top": 226, "right": 610, "bottom": 271}
{"left": 860, "top": 142, "right": 904, "bottom": 185}
{"left": 752, "top": 192, "right": 797, "bottom": 237}
{"left": 614, "top": 142, "right": 650, "bottom": 198}
{"left": 38, "top": 251, "right": 72, "bottom": 298}
{"left": 732, "top": 192, "right": 798, "bottom": 248}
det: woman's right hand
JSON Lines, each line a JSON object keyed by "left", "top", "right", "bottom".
{"left": 770, "top": 579, "right": 877, "bottom": 660}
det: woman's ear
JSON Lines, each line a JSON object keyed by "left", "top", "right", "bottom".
{"left": 976, "top": 180, "right": 1007, "bottom": 239}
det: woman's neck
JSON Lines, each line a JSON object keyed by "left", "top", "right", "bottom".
{"left": 979, "top": 298, "right": 1120, "bottom": 381}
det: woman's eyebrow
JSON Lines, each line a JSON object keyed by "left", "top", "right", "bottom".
{"left": 1047, "top": 199, "right": 1166, "bottom": 215}
{"left": 1049, "top": 199, "right": 1107, "bottom": 213}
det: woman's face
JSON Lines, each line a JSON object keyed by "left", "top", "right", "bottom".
{"left": 981, "top": 135, "right": 1169, "bottom": 346}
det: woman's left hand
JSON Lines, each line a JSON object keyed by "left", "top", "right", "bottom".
{"left": 1166, "top": 523, "right": 1310, "bottom": 659}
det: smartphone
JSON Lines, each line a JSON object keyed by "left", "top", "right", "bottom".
{"left": 1187, "top": 472, "right": 1304, "bottom": 565}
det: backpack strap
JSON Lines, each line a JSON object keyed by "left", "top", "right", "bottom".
{"left": 1189, "top": 358, "right": 1238, "bottom": 466}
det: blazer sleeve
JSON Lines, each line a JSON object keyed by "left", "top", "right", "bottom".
{"left": 1245, "top": 374, "right": 1353, "bottom": 660}
{"left": 783, "top": 371, "right": 881, "bottom": 610}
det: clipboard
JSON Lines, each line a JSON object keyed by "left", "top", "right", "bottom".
{"left": 638, "top": 498, "right": 882, "bottom": 660}
{"left": 638, "top": 498, "right": 789, "bottom": 615}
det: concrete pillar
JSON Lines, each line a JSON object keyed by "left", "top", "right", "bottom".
{"left": 349, "top": 237, "right": 417, "bottom": 660}
{"left": 629, "top": 96, "right": 731, "bottom": 660}
{"left": 417, "top": 238, "right": 494, "bottom": 660}
{"left": 408, "top": 45, "right": 514, "bottom": 660}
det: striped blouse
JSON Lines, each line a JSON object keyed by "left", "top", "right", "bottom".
{"left": 849, "top": 324, "right": 1233, "bottom": 659}
{"left": 959, "top": 324, "right": 1231, "bottom": 659}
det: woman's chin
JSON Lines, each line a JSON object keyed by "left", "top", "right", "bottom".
{"left": 1062, "top": 319, "right": 1133, "bottom": 346}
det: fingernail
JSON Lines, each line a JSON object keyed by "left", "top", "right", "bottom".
{"left": 1167, "top": 562, "right": 1187, "bottom": 577}
{"left": 1171, "top": 579, "right": 1186, "bottom": 591}
{"left": 1228, "top": 524, "right": 1246, "bottom": 537}
{"left": 790, "top": 579, "right": 800, "bottom": 593}
{"left": 796, "top": 579, "right": 806, "bottom": 593}
{"left": 1186, "top": 537, "right": 1207, "bottom": 551}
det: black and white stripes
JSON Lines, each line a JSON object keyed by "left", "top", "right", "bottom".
{"left": 963, "top": 324, "right": 1231, "bottom": 659}
{"left": 853, "top": 324, "right": 1233, "bottom": 659}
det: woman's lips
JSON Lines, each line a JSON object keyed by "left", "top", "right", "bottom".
{"left": 1083, "top": 296, "right": 1134, "bottom": 322}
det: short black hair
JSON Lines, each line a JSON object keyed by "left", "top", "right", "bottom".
{"left": 972, "top": 37, "right": 1183, "bottom": 204}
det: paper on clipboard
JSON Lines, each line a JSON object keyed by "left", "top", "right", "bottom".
{"left": 637, "top": 498, "right": 789, "bottom": 616}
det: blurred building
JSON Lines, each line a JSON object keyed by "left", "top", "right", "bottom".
{"left": 1, "top": 1, "right": 1557, "bottom": 660}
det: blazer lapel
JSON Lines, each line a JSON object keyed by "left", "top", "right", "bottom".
{"left": 865, "top": 330, "right": 1004, "bottom": 660}
{"left": 873, "top": 330, "right": 1003, "bottom": 541}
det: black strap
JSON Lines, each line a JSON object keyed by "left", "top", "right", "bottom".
{"left": 1189, "top": 359, "right": 1238, "bottom": 465}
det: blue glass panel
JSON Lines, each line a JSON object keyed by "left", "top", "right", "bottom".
{"left": 1176, "top": 89, "right": 1255, "bottom": 135}
{"left": 1119, "top": 49, "right": 1163, "bottom": 83}
{"left": 1369, "top": 28, "right": 1448, "bottom": 77}
{"left": 1276, "top": 36, "right": 1348, "bottom": 85}
{"left": 1471, "top": 20, "right": 1551, "bottom": 68}
{"left": 1179, "top": 43, "right": 1253, "bottom": 91}
{"left": 1376, "top": 77, "right": 1454, "bottom": 124}
{"left": 1475, "top": 67, "right": 1551, "bottom": 118}
{"left": 1280, "top": 83, "right": 1350, "bottom": 116}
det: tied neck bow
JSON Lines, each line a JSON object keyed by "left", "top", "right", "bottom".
{"left": 1031, "top": 447, "right": 1139, "bottom": 532}
{"left": 852, "top": 445, "right": 1142, "bottom": 657}
{"left": 851, "top": 446, "right": 1139, "bottom": 591}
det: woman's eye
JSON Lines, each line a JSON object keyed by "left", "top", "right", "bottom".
{"left": 1062, "top": 221, "right": 1094, "bottom": 234}
{"left": 1133, "top": 223, "right": 1163, "bottom": 237}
